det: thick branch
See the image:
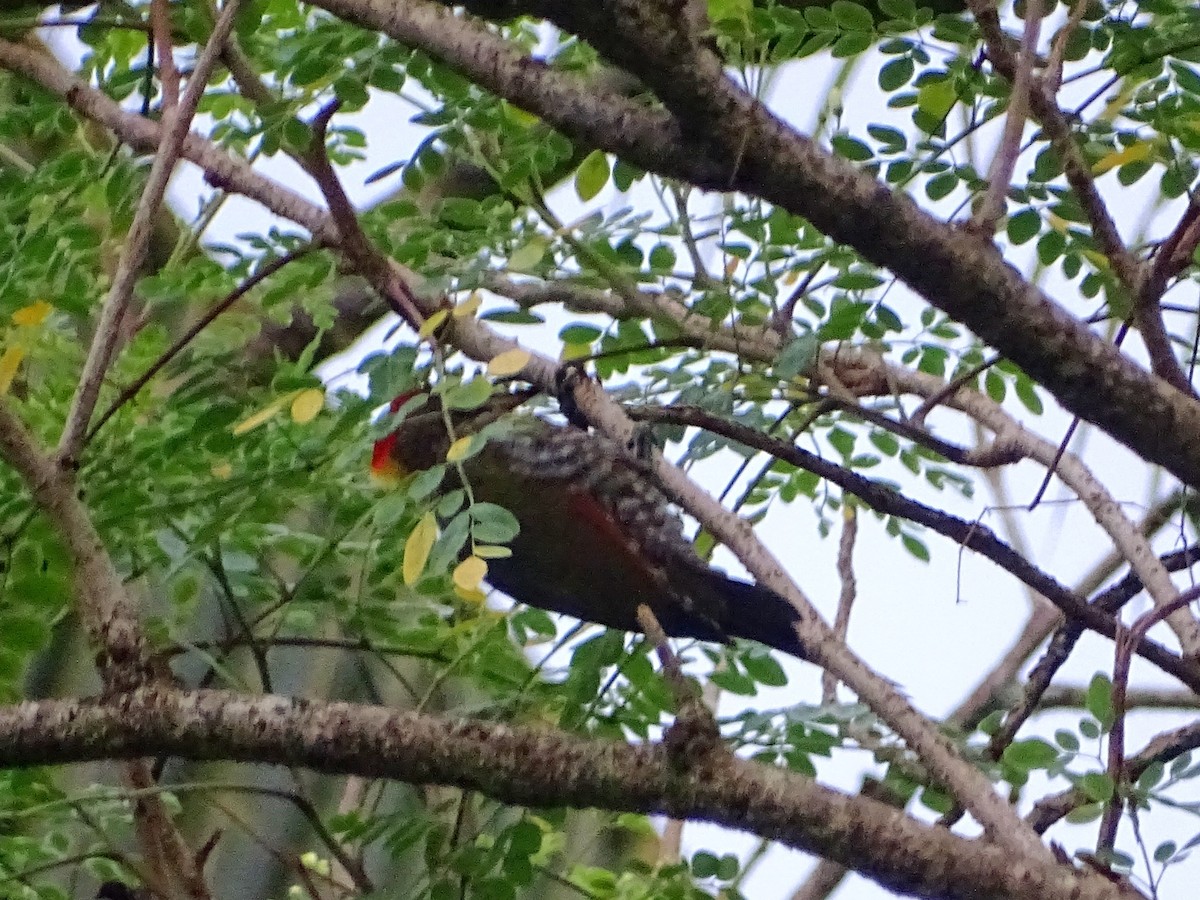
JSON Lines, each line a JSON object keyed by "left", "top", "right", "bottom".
{"left": 0, "top": 688, "right": 1138, "bottom": 900}
{"left": 307, "top": 0, "right": 1200, "bottom": 489}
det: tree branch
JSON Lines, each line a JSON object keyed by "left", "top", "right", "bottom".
{"left": 0, "top": 688, "right": 1139, "bottom": 900}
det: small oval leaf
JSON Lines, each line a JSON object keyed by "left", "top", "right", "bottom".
{"left": 290, "top": 388, "right": 325, "bottom": 424}
{"left": 233, "top": 398, "right": 287, "bottom": 435}
{"left": 575, "top": 150, "right": 610, "bottom": 202}
{"left": 453, "top": 555, "right": 488, "bottom": 592}
{"left": 11, "top": 300, "right": 52, "bottom": 326}
{"left": 453, "top": 292, "right": 483, "bottom": 319}
{"left": 418, "top": 308, "right": 449, "bottom": 338}
{"left": 487, "top": 348, "right": 531, "bottom": 377}
{"left": 0, "top": 347, "right": 26, "bottom": 395}
{"left": 403, "top": 512, "right": 438, "bottom": 586}
{"left": 446, "top": 435, "right": 477, "bottom": 463}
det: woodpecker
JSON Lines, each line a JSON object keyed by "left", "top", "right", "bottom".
{"left": 372, "top": 390, "right": 806, "bottom": 660}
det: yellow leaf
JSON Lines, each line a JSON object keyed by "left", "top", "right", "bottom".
{"left": 454, "top": 584, "right": 488, "bottom": 604}
{"left": 453, "top": 291, "right": 482, "bottom": 319}
{"left": 1099, "top": 83, "right": 1135, "bottom": 123}
{"left": 1081, "top": 249, "right": 1110, "bottom": 271}
{"left": 1046, "top": 212, "right": 1070, "bottom": 234}
{"left": 509, "top": 238, "right": 546, "bottom": 272}
{"left": 724, "top": 257, "right": 740, "bottom": 277}
{"left": 1091, "top": 141, "right": 1153, "bottom": 176}
{"left": 232, "top": 397, "right": 287, "bottom": 435}
{"left": 418, "top": 308, "right": 449, "bottom": 339}
{"left": 290, "top": 387, "right": 325, "bottom": 424}
{"left": 561, "top": 342, "right": 591, "bottom": 361}
{"left": 211, "top": 461, "right": 233, "bottom": 479}
{"left": 487, "top": 348, "right": 531, "bottom": 377}
{"left": 472, "top": 544, "right": 513, "bottom": 559}
{"left": 0, "top": 346, "right": 25, "bottom": 395}
{"left": 446, "top": 435, "right": 476, "bottom": 463}
{"left": 917, "top": 79, "right": 957, "bottom": 121}
{"left": 403, "top": 512, "right": 438, "bottom": 586}
{"left": 11, "top": 300, "right": 52, "bottom": 327}
{"left": 452, "top": 555, "right": 488, "bottom": 592}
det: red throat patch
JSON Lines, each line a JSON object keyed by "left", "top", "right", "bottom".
{"left": 370, "top": 391, "right": 421, "bottom": 480}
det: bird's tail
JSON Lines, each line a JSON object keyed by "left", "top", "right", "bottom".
{"left": 691, "top": 570, "right": 807, "bottom": 660}
{"left": 725, "top": 577, "right": 808, "bottom": 660}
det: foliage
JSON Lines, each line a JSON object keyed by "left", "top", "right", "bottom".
{"left": 1, "top": 0, "right": 1200, "bottom": 898}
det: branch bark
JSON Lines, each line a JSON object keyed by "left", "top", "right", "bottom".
{"left": 0, "top": 688, "right": 1142, "bottom": 900}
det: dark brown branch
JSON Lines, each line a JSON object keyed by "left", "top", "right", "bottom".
{"left": 967, "top": 0, "right": 1189, "bottom": 397}
{"left": 989, "top": 543, "right": 1200, "bottom": 757}
{"left": 310, "top": 0, "right": 1200, "bottom": 487}
{"left": 0, "top": 688, "right": 1138, "bottom": 900}
{"left": 629, "top": 403, "right": 1200, "bottom": 693}
{"left": 1098, "top": 585, "right": 1200, "bottom": 854}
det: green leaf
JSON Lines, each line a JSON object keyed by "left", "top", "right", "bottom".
{"left": 1086, "top": 672, "right": 1114, "bottom": 729}
{"left": 482, "top": 308, "right": 544, "bottom": 325}
{"left": 831, "top": 135, "right": 872, "bottom": 161}
{"left": 509, "top": 237, "right": 547, "bottom": 272}
{"left": 916, "top": 78, "right": 956, "bottom": 122}
{"left": 710, "top": 668, "right": 758, "bottom": 695}
{"left": 1153, "top": 841, "right": 1177, "bottom": 864}
{"left": 1003, "top": 738, "right": 1060, "bottom": 772}
{"left": 1054, "top": 729, "right": 1079, "bottom": 751}
{"left": 470, "top": 502, "right": 521, "bottom": 543}
{"left": 612, "top": 159, "right": 644, "bottom": 191}
{"left": 832, "top": 31, "right": 872, "bottom": 57}
{"left": 442, "top": 378, "right": 493, "bottom": 411}
{"left": 575, "top": 150, "right": 610, "bottom": 202}
{"left": 879, "top": 56, "right": 914, "bottom": 91}
{"left": 900, "top": 533, "right": 929, "bottom": 562}
{"left": 867, "top": 123, "right": 907, "bottom": 150}
{"left": 691, "top": 851, "right": 719, "bottom": 879}
{"left": 741, "top": 649, "right": 788, "bottom": 686}
{"left": 716, "top": 854, "right": 739, "bottom": 880}
{"left": 832, "top": 0, "right": 874, "bottom": 30}
{"left": 559, "top": 324, "right": 603, "bottom": 345}
{"left": 926, "top": 171, "right": 957, "bottom": 200}
{"left": 1014, "top": 375, "right": 1043, "bottom": 414}
{"left": 774, "top": 333, "right": 819, "bottom": 379}
{"left": 1078, "top": 772, "right": 1114, "bottom": 802}
{"left": 1065, "top": 802, "right": 1104, "bottom": 824}
{"left": 1007, "top": 208, "right": 1040, "bottom": 245}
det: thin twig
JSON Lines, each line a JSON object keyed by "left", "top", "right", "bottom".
{"left": 635, "top": 604, "right": 723, "bottom": 766}
{"left": 1044, "top": 0, "right": 1091, "bottom": 91}
{"left": 149, "top": 0, "right": 179, "bottom": 112}
{"left": 910, "top": 353, "right": 1001, "bottom": 427}
{"left": 302, "top": 101, "right": 425, "bottom": 329}
{"left": 988, "top": 543, "right": 1200, "bottom": 758}
{"left": 1097, "top": 584, "right": 1200, "bottom": 855}
{"left": 85, "top": 245, "right": 316, "bottom": 445}
{"left": 821, "top": 506, "right": 857, "bottom": 704}
{"left": 57, "top": 0, "right": 243, "bottom": 465}
{"left": 971, "top": 0, "right": 1042, "bottom": 235}
{"left": 628, "top": 402, "right": 1200, "bottom": 689}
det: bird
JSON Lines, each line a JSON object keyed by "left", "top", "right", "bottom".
{"left": 371, "top": 388, "right": 807, "bottom": 660}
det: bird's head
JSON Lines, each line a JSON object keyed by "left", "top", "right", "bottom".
{"left": 370, "top": 386, "right": 536, "bottom": 483}
{"left": 370, "top": 391, "right": 425, "bottom": 484}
